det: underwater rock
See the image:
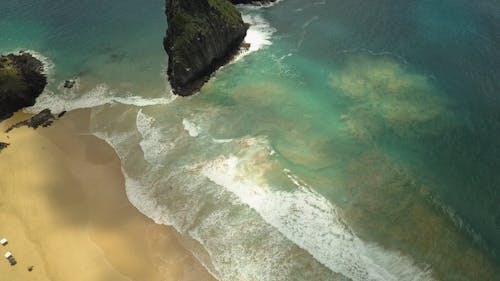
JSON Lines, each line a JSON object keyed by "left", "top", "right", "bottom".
{"left": 63, "top": 79, "right": 76, "bottom": 89}
{"left": 164, "top": 0, "right": 248, "bottom": 96}
{"left": 0, "top": 52, "right": 47, "bottom": 121}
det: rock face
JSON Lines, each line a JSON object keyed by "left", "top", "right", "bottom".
{"left": 0, "top": 52, "right": 47, "bottom": 121}
{"left": 164, "top": 0, "right": 248, "bottom": 96}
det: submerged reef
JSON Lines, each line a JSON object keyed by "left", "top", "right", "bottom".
{"left": 0, "top": 52, "right": 47, "bottom": 121}
{"left": 330, "top": 56, "right": 450, "bottom": 142}
{"left": 164, "top": 0, "right": 248, "bottom": 96}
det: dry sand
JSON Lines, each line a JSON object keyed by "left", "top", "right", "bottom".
{"left": 0, "top": 110, "right": 216, "bottom": 281}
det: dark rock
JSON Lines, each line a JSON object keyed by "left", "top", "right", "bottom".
{"left": 0, "top": 53, "right": 47, "bottom": 121}
{"left": 8, "top": 256, "right": 17, "bottom": 266}
{"left": 58, "top": 110, "right": 67, "bottom": 118}
{"left": 164, "top": 0, "right": 248, "bottom": 96}
{"left": 241, "top": 42, "right": 251, "bottom": 50}
{"left": 63, "top": 79, "right": 75, "bottom": 89}
{"left": 6, "top": 109, "right": 56, "bottom": 133}
{"left": 0, "top": 142, "right": 9, "bottom": 152}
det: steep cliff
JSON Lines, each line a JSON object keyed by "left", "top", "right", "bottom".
{"left": 0, "top": 52, "right": 47, "bottom": 121}
{"left": 164, "top": 0, "right": 248, "bottom": 96}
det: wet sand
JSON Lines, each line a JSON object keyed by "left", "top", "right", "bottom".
{"left": 0, "top": 110, "right": 216, "bottom": 281}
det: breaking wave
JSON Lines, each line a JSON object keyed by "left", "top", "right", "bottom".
{"left": 27, "top": 84, "right": 175, "bottom": 113}
{"left": 234, "top": 13, "right": 276, "bottom": 61}
{"left": 201, "top": 141, "right": 434, "bottom": 281}
{"left": 90, "top": 108, "right": 434, "bottom": 281}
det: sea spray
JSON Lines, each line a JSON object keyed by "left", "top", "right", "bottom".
{"left": 234, "top": 13, "right": 276, "bottom": 61}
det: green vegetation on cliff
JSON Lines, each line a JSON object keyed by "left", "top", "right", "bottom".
{"left": 169, "top": 13, "right": 206, "bottom": 49}
{"left": 0, "top": 57, "right": 28, "bottom": 93}
{"left": 169, "top": 0, "right": 243, "bottom": 50}
{"left": 0, "top": 53, "right": 47, "bottom": 120}
{"left": 208, "top": 0, "right": 244, "bottom": 26}
{"left": 164, "top": 0, "right": 248, "bottom": 96}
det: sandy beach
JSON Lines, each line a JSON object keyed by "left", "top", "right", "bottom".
{"left": 0, "top": 110, "right": 216, "bottom": 281}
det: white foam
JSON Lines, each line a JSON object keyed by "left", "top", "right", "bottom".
{"left": 120, "top": 167, "right": 221, "bottom": 281}
{"left": 94, "top": 122, "right": 339, "bottom": 280}
{"left": 3, "top": 49, "right": 55, "bottom": 89}
{"left": 90, "top": 103, "right": 432, "bottom": 280}
{"left": 94, "top": 128, "right": 220, "bottom": 280}
{"left": 122, "top": 169, "right": 176, "bottom": 226}
{"left": 234, "top": 14, "right": 276, "bottom": 61}
{"left": 243, "top": 14, "right": 275, "bottom": 52}
{"left": 187, "top": 204, "right": 300, "bottom": 281}
{"left": 182, "top": 118, "right": 201, "bottom": 137}
{"left": 201, "top": 141, "right": 434, "bottom": 281}
{"left": 95, "top": 116, "right": 430, "bottom": 280}
{"left": 57, "top": 77, "right": 81, "bottom": 92}
{"left": 27, "top": 83, "right": 175, "bottom": 113}
{"left": 136, "top": 110, "right": 175, "bottom": 166}
{"left": 212, "top": 138, "right": 234, "bottom": 143}
{"left": 235, "top": 0, "right": 285, "bottom": 9}
{"left": 6, "top": 49, "right": 55, "bottom": 76}
{"left": 92, "top": 128, "right": 176, "bottom": 227}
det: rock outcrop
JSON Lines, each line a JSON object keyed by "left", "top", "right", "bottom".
{"left": 0, "top": 142, "right": 9, "bottom": 152}
{"left": 0, "top": 52, "right": 47, "bottom": 121}
{"left": 5, "top": 109, "right": 56, "bottom": 133}
{"left": 164, "top": 0, "right": 248, "bottom": 96}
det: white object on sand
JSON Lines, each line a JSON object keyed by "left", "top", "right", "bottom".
{"left": 0, "top": 238, "right": 8, "bottom": 246}
{"left": 4, "top": 252, "right": 12, "bottom": 259}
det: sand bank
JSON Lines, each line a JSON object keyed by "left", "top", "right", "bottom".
{"left": 0, "top": 110, "right": 216, "bottom": 281}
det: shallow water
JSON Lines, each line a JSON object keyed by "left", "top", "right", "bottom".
{"left": 2, "top": 0, "right": 500, "bottom": 280}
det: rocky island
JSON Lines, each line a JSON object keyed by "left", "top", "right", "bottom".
{"left": 0, "top": 52, "right": 47, "bottom": 121}
{"left": 164, "top": 0, "right": 249, "bottom": 96}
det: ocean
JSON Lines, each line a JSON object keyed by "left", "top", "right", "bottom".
{"left": 1, "top": 0, "right": 499, "bottom": 280}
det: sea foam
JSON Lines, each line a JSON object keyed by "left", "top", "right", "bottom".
{"left": 182, "top": 118, "right": 201, "bottom": 137}
{"left": 235, "top": 0, "right": 285, "bottom": 9}
{"left": 234, "top": 14, "right": 276, "bottom": 61}
{"left": 94, "top": 108, "right": 433, "bottom": 280}
{"left": 27, "top": 84, "right": 175, "bottom": 113}
{"left": 93, "top": 111, "right": 339, "bottom": 280}
{"left": 10, "top": 49, "right": 55, "bottom": 76}
{"left": 137, "top": 110, "right": 175, "bottom": 166}
{"left": 201, "top": 140, "right": 434, "bottom": 281}
{"left": 2, "top": 50, "right": 172, "bottom": 114}
{"left": 243, "top": 14, "right": 275, "bottom": 53}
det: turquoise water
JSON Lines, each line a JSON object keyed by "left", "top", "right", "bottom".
{"left": 2, "top": 0, "right": 500, "bottom": 280}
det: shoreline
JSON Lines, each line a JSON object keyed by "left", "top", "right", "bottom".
{"left": 0, "top": 110, "right": 215, "bottom": 281}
